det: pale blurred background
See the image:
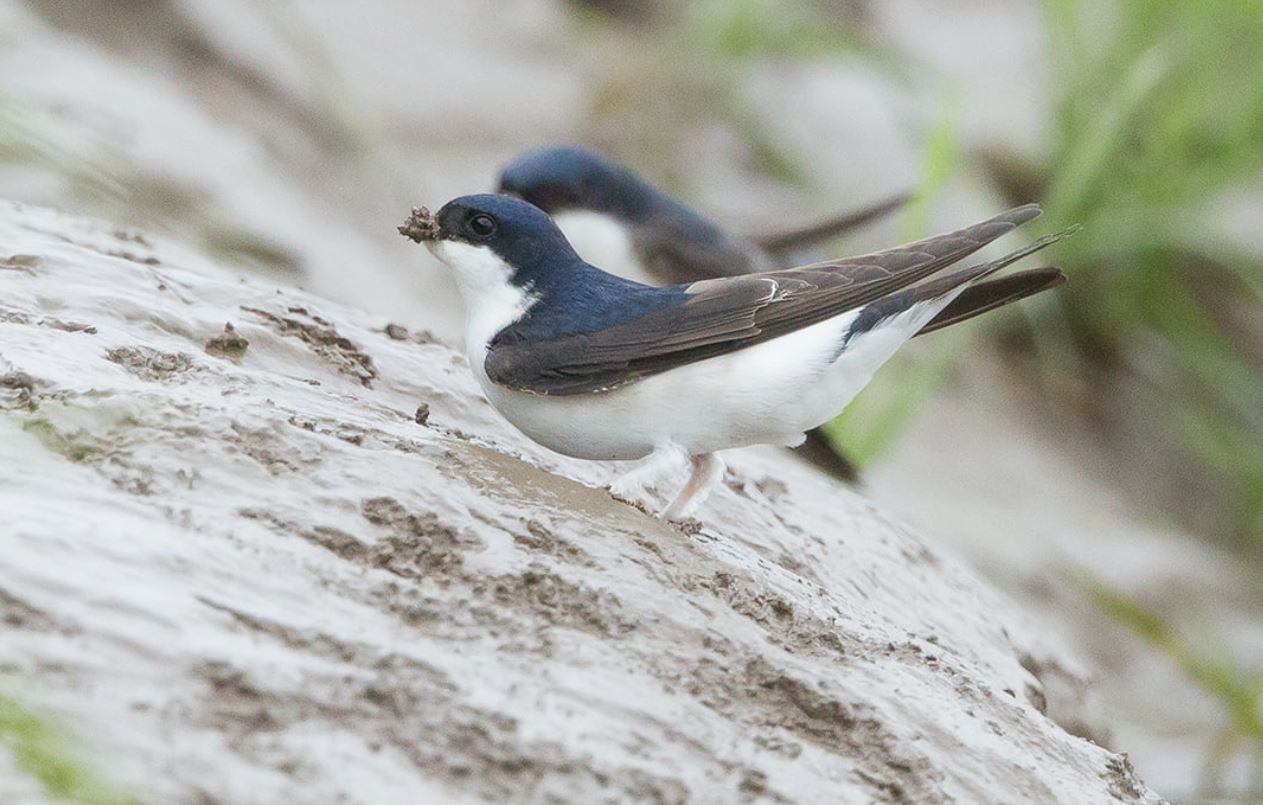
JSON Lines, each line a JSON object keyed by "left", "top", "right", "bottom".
{"left": 1, "top": 1, "right": 1261, "bottom": 801}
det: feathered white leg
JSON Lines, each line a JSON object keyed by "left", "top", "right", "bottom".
{"left": 661, "top": 452, "right": 724, "bottom": 521}
{"left": 609, "top": 443, "right": 689, "bottom": 508}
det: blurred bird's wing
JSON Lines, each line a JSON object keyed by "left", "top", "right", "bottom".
{"left": 632, "top": 224, "right": 762, "bottom": 283}
{"left": 486, "top": 205, "right": 1062, "bottom": 396}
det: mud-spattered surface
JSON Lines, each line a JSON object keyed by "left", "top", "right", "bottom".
{"left": 0, "top": 201, "right": 1163, "bottom": 803}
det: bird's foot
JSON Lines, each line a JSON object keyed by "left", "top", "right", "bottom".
{"left": 660, "top": 453, "right": 724, "bottom": 521}
{"left": 609, "top": 443, "right": 689, "bottom": 511}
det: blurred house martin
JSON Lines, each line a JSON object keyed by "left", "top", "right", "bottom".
{"left": 400, "top": 194, "right": 1070, "bottom": 520}
{"left": 498, "top": 145, "right": 908, "bottom": 286}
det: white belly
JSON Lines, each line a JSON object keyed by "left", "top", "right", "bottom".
{"left": 467, "top": 301, "right": 941, "bottom": 462}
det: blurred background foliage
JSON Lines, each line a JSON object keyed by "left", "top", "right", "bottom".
{"left": 1037, "top": 0, "right": 1263, "bottom": 551}
{"left": 1080, "top": 576, "right": 1263, "bottom": 787}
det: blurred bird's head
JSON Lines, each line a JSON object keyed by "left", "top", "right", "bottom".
{"left": 498, "top": 145, "right": 656, "bottom": 223}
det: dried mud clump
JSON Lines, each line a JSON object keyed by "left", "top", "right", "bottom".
{"left": 204, "top": 322, "right": 249, "bottom": 360}
{"left": 228, "top": 423, "right": 321, "bottom": 475}
{"left": 397, "top": 206, "right": 439, "bottom": 243}
{"left": 302, "top": 524, "right": 371, "bottom": 563}
{"left": 511, "top": 518, "right": 596, "bottom": 567}
{"left": 2, "top": 305, "right": 98, "bottom": 334}
{"left": 243, "top": 305, "right": 377, "bottom": 386}
{"left": 384, "top": 322, "right": 439, "bottom": 344}
{"left": 1105, "top": 755, "right": 1147, "bottom": 801}
{"left": 46, "top": 318, "right": 98, "bottom": 335}
{"left": 239, "top": 505, "right": 478, "bottom": 584}
{"left": 708, "top": 571, "right": 846, "bottom": 657}
{"left": 106, "top": 346, "right": 194, "bottom": 381}
{"left": 105, "top": 249, "right": 161, "bottom": 266}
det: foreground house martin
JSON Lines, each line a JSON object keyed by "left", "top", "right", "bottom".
{"left": 400, "top": 194, "right": 1069, "bottom": 520}
{"left": 499, "top": 146, "right": 1051, "bottom": 482}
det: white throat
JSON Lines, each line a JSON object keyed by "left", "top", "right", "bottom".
{"left": 429, "top": 240, "right": 533, "bottom": 357}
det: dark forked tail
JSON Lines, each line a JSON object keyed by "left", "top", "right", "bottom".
{"left": 844, "top": 226, "right": 1077, "bottom": 344}
{"left": 916, "top": 267, "right": 1065, "bottom": 336}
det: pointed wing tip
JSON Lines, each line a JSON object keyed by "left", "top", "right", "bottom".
{"left": 1031, "top": 265, "right": 1067, "bottom": 285}
{"left": 1007, "top": 202, "right": 1044, "bottom": 225}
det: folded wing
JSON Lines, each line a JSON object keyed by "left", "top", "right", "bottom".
{"left": 487, "top": 204, "right": 1061, "bottom": 396}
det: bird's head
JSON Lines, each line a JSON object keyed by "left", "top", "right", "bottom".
{"left": 400, "top": 193, "right": 582, "bottom": 297}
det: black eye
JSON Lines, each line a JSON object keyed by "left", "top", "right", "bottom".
{"left": 468, "top": 213, "right": 498, "bottom": 239}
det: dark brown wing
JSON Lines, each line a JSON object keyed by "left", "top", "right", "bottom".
{"left": 753, "top": 192, "right": 912, "bottom": 255}
{"left": 486, "top": 204, "right": 1047, "bottom": 396}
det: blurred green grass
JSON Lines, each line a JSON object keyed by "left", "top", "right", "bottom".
{"left": 1072, "top": 572, "right": 1263, "bottom": 792}
{"left": 1035, "top": 0, "right": 1263, "bottom": 550}
{"left": 0, "top": 695, "right": 142, "bottom": 805}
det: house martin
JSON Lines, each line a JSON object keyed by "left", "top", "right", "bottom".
{"left": 498, "top": 145, "right": 908, "bottom": 286}
{"left": 400, "top": 194, "right": 1069, "bottom": 520}
{"left": 497, "top": 146, "right": 1025, "bottom": 482}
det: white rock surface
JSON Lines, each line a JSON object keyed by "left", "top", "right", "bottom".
{"left": 0, "top": 201, "right": 1162, "bottom": 803}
